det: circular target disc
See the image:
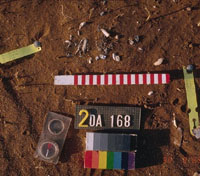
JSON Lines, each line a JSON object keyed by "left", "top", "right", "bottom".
{"left": 39, "top": 141, "right": 59, "bottom": 160}
{"left": 48, "top": 119, "right": 64, "bottom": 135}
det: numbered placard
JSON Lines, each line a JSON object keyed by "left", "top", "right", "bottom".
{"left": 75, "top": 105, "right": 141, "bottom": 130}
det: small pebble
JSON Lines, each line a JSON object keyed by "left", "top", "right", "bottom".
{"left": 148, "top": 91, "right": 154, "bottom": 96}
{"left": 79, "top": 22, "right": 87, "bottom": 30}
{"left": 95, "top": 56, "right": 100, "bottom": 60}
{"left": 153, "top": 58, "right": 164, "bottom": 66}
{"left": 197, "top": 22, "right": 200, "bottom": 27}
{"left": 65, "top": 40, "right": 72, "bottom": 48}
{"left": 134, "top": 35, "right": 140, "bottom": 43}
{"left": 100, "top": 11, "right": 105, "bottom": 16}
{"left": 112, "top": 53, "right": 120, "bottom": 62}
{"left": 101, "top": 28, "right": 110, "bottom": 37}
{"left": 34, "top": 41, "right": 41, "bottom": 47}
{"left": 115, "top": 35, "right": 119, "bottom": 40}
{"left": 189, "top": 43, "right": 193, "bottom": 48}
{"left": 99, "top": 54, "right": 107, "bottom": 60}
{"left": 137, "top": 47, "right": 143, "bottom": 52}
{"left": 88, "top": 57, "right": 92, "bottom": 64}
{"left": 128, "top": 38, "right": 134, "bottom": 45}
{"left": 66, "top": 53, "right": 72, "bottom": 58}
{"left": 186, "top": 64, "right": 193, "bottom": 73}
{"left": 186, "top": 7, "right": 192, "bottom": 11}
{"left": 193, "top": 127, "right": 200, "bottom": 139}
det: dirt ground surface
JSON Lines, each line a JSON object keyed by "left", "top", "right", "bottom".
{"left": 0, "top": 0, "right": 200, "bottom": 175}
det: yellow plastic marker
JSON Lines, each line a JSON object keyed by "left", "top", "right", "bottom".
{"left": 99, "top": 151, "right": 107, "bottom": 169}
{"left": 0, "top": 41, "right": 41, "bottom": 64}
{"left": 183, "top": 65, "right": 199, "bottom": 136}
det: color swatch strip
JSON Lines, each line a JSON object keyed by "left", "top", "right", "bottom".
{"left": 54, "top": 73, "right": 170, "bottom": 85}
{"left": 84, "top": 151, "right": 135, "bottom": 170}
{"left": 86, "top": 132, "right": 137, "bottom": 152}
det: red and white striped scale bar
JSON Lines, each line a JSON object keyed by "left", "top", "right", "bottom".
{"left": 54, "top": 74, "right": 170, "bottom": 85}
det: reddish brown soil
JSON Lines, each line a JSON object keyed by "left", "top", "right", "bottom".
{"left": 0, "top": 0, "right": 200, "bottom": 175}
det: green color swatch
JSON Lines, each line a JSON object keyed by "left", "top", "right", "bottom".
{"left": 0, "top": 42, "right": 41, "bottom": 64}
{"left": 183, "top": 67, "right": 199, "bottom": 135}
{"left": 107, "top": 152, "right": 114, "bottom": 169}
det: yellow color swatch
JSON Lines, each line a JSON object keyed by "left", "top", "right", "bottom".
{"left": 99, "top": 151, "right": 107, "bottom": 169}
{"left": 0, "top": 42, "right": 41, "bottom": 64}
{"left": 183, "top": 67, "right": 199, "bottom": 135}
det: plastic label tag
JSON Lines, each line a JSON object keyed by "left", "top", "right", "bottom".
{"left": 183, "top": 67, "right": 199, "bottom": 136}
{"left": 0, "top": 41, "right": 41, "bottom": 64}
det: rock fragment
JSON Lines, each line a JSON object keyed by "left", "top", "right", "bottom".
{"left": 99, "top": 54, "right": 107, "bottom": 60}
{"left": 153, "top": 58, "right": 164, "bottom": 66}
{"left": 79, "top": 22, "right": 87, "bottom": 30}
{"left": 112, "top": 53, "right": 120, "bottom": 62}
{"left": 101, "top": 29, "right": 110, "bottom": 37}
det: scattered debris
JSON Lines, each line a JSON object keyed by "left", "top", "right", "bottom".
{"left": 89, "top": 8, "right": 95, "bottom": 19}
{"left": 102, "top": 0, "right": 107, "bottom": 5}
{"left": 193, "top": 172, "right": 200, "bottom": 176}
{"left": 61, "top": 5, "right": 73, "bottom": 20}
{"left": 101, "top": 28, "right": 110, "bottom": 38}
{"left": 88, "top": 57, "right": 92, "bottom": 64}
{"left": 134, "top": 35, "right": 140, "bottom": 43}
{"left": 75, "top": 39, "right": 84, "bottom": 55}
{"left": 171, "top": 114, "right": 183, "bottom": 147}
{"left": 100, "top": 11, "right": 105, "bottom": 16}
{"left": 99, "top": 54, "right": 107, "bottom": 60}
{"left": 95, "top": 56, "right": 100, "bottom": 60}
{"left": 96, "top": 38, "right": 113, "bottom": 55}
{"left": 148, "top": 91, "right": 154, "bottom": 96}
{"left": 66, "top": 53, "right": 72, "bottom": 58}
{"left": 128, "top": 38, "right": 134, "bottom": 45}
{"left": 115, "top": 35, "right": 119, "bottom": 40}
{"left": 192, "top": 127, "right": 200, "bottom": 139}
{"left": 137, "top": 47, "right": 143, "bottom": 52}
{"left": 34, "top": 41, "right": 41, "bottom": 47}
{"left": 65, "top": 40, "right": 72, "bottom": 48}
{"left": 112, "top": 53, "right": 120, "bottom": 62}
{"left": 186, "top": 64, "right": 193, "bottom": 73}
{"left": 153, "top": 58, "right": 164, "bottom": 66}
{"left": 189, "top": 43, "right": 193, "bottom": 48}
{"left": 186, "top": 7, "right": 192, "bottom": 11}
{"left": 145, "top": 7, "right": 151, "bottom": 21}
{"left": 172, "top": 114, "right": 177, "bottom": 128}
{"left": 79, "top": 22, "right": 87, "bottom": 30}
{"left": 82, "top": 38, "right": 88, "bottom": 53}
{"left": 128, "top": 36, "right": 140, "bottom": 45}
{"left": 69, "top": 35, "right": 73, "bottom": 40}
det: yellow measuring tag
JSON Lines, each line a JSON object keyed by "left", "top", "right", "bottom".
{"left": 183, "top": 67, "right": 199, "bottom": 136}
{"left": 0, "top": 41, "right": 41, "bottom": 64}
